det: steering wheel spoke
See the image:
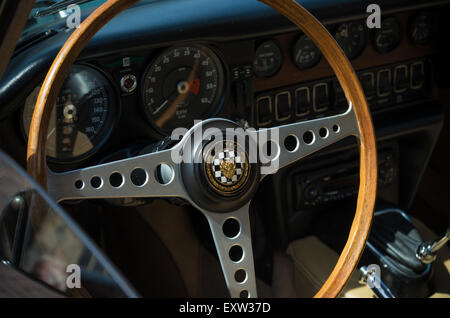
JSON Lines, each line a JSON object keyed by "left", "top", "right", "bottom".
{"left": 258, "top": 104, "right": 359, "bottom": 175}
{"left": 201, "top": 203, "right": 257, "bottom": 298}
{"left": 47, "top": 148, "right": 187, "bottom": 202}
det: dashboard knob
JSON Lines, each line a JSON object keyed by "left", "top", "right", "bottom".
{"left": 120, "top": 74, "right": 137, "bottom": 93}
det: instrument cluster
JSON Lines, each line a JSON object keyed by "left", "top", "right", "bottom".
{"left": 19, "top": 12, "right": 435, "bottom": 164}
{"left": 252, "top": 12, "right": 435, "bottom": 78}
{"left": 21, "top": 44, "right": 227, "bottom": 163}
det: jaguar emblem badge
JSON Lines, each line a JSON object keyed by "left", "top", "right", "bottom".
{"left": 203, "top": 140, "right": 250, "bottom": 196}
{"left": 220, "top": 159, "right": 236, "bottom": 180}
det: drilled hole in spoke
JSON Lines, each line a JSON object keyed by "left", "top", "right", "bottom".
{"left": 240, "top": 290, "right": 249, "bottom": 298}
{"left": 90, "top": 176, "right": 102, "bottom": 189}
{"left": 229, "top": 245, "right": 244, "bottom": 262}
{"left": 261, "top": 140, "right": 280, "bottom": 161}
{"left": 319, "top": 127, "right": 329, "bottom": 139}
{"left": 234, "top": 269, "right": 247, "bottom": 283}
{"left": 302, "top": 131, "right": 315, "bottom": 145}
{"left": 155, "top": 164, "right": 174, "bottom": 185}
{"left": 332, "top": 124, "right": 340, "bottom": 133}
{"left": 75, "top": 180, "right": 84, "bottom": 190}
{"left": 284, "top": 135, "right": 299, "bottom": 152}
{"left": 109, "top": 172, "right": 124, "bottom": 188}
{"left": 131, "top": 168, "right": 148, "bottom": 187}
{"left": 223, "top": 218, "right": 240, "bottom": 238}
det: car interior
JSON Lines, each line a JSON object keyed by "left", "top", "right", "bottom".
{"left": 0, "top": 0, "right": 449, "bottom": 298}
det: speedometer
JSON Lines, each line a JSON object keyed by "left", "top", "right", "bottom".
{"left": 22, "top": 64, "right": 116, "bottom": 162}
{"left": 141, "top": 45, "right": 225, "bottom": 133}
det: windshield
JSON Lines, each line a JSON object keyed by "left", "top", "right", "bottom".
{"left": 21, "top": 0, "right": 159, "bottom": 46}
{"left": 21, "top": 0, "right": 107, "bottom": 43}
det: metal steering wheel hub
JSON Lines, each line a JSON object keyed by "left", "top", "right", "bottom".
{"left": 26, "top": 0, "right": 378, "bottom": 298}
{"left": 180, "top": 119, "right": 260, "bottom": 213}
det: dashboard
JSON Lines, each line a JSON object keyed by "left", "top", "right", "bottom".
{"left": 12, "top": 9, "right": 438, "bottom": 165}
{"left": 0, "top": 0, "right": 447, "bottom": 219}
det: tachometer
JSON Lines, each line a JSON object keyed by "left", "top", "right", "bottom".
{"left": 22, "top": 65, "right": 116, "bottom": 162}
{"left": 141, "top": 45, "right": 225, "bottom": 133}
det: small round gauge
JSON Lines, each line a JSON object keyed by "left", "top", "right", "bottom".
{"left": 253, "top": 40, "right": 283, "bottom": 78}
{"left": 334, "top": 22, "right": 367, "bottom": 60}
{"left": 292, "top": 34, "right": 321, "bottom": 69}
{"left": 141, "top": 45, "right": 225, "bottom": 133}
{"left": 22, "top": 65, "right": 116, "bottom": 162}
{"left": 373, "top": 17, "right": 402, "bottom": 53}
{"left": 409, "top": 12, "right": 435, "bottom": 45}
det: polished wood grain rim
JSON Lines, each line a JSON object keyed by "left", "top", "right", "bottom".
{"left": 27, "top": 0, "right": 377, "bottom": 298}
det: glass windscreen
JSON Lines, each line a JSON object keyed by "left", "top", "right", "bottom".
{"left": 0, "top": 150, "right": 138, "bottom": 297}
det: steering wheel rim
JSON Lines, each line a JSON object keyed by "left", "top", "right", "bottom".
{"left": 27, "top": 0, "right": 377, "bottom": 298}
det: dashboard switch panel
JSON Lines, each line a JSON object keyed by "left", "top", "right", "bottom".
{"left": 254, "top": 58, "right": 432, "bottom": 128}
{"left": 275, "top": 91, "right": 291, "bottom": 121}
{"left": 394, "top": 65, "right": 408, "bottom": 93}
{"left": 256, "top": 96, "right": 272, "bottom": 126}
{"left": 313, "top": 82, "right": 330, "bottom": 112}
{"left": 411, "top": 61, "right": 425, "bottom": 89}
{"left": 295, "top": 87, "right": 310, "bottom": 116}
{"left": 360, "top": 72, "right": 376, "bottom": 100}
{"left": 377, "top": 69, "right": 392, "bottom": 97}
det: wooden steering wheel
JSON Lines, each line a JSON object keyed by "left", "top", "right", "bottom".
{"left": 27, "top": 0, "right": 377, "bottom": 298}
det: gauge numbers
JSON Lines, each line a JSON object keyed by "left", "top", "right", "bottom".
{"left": 22, "top": 65, "right": 115, "bottom": 162}
{"left": 141, "top": 45, "right": 225, "bottom": 133}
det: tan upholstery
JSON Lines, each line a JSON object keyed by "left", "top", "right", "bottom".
{"left": 287, "top": 217, "right": 450, "bottom": 298}
{"left": 132, "top": 200, "right": 448, "bottom": 297}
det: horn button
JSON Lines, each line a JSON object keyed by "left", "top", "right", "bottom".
{"left": 180, "top": 120, "right": 260, "bottom": 213}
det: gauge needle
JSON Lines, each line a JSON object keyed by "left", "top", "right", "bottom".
{"left": 78, "top": 92, "right": 94, "bottom": 105}
{"left": 152, "top": 88, "right": 184, "bottom": 115}
{"left": 152, "top": 99, "right": 169, "bottom": 115}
